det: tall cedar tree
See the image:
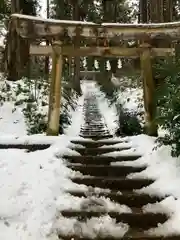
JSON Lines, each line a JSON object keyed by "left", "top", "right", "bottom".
{"left": 5, "top": 0, "right": 39, "bottom": 80}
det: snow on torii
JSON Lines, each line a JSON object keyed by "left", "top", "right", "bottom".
{"left": 10, "top": 13, "right": 180, "bottom": 41}
{"left": 7, "top": 13, "right": 180, "bottom": 137}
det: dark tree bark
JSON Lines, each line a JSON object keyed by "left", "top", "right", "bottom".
{"left": 5, "top": 0, "right": 30, "bottom": 80}
{"left": 139, "top": 0, "right": 148, "bottom": 23}
{"left": 164, "top": 0, "right": 173, "bottom": 22}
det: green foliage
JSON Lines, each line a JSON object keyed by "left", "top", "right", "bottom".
{"left": 13, "top": 77, "right": 48, "bottom": 135}
{"left": 115, "top": 104, "right": 142, "bottom": 136}
{"left": 20, "top": 0, "right": 39, "bottom": 16}
{"left": 0, "top": 74, "right": 78, "bottom": 135}
{"left": 96, "top": 72, "right": 119, "bottom": 104}
{"left": 0, "top": 0, "right": 10, "bottom": 19}
{"left": 95, "top": 70, "right": 143, "bottom": 137}
{"left": 154, "top": 55, "right": 180, "bottom": 157}
{"left": 51, "top": 0, "right": 72, "bottom": 20}
{"left": 0, "top": 0, "right": 39, "bottom": 20}
{"left": 100, "top": 0, "right": 132, "bottom": 23}
{"left": 22, "top": 101, "right": 47, "bottom": 135}
{"left": 24, "top": 56, "right": 48, "bottom": 79}
{"left": 59, "top": 75, "right": 78, "bottom": 134}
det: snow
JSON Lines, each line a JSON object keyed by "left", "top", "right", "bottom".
{"left": 0, "top": 102, "right": 26, "bottom": 136}
{"left": 0, "top": 77, "right": 84, "bottom": 138}
{"left": 11, "top": 14, "right": 96, "bottom": 25}
{"left": 92, "top": 82, "right": 118, "bottom": 135}
{"left": 0, "top": 135, "right": 77, "bottom": 240}
{"left": 97, "top": 95, "right": 117, "bottom": 135}
{"left": 118, "top": 87, "right": 143, "bottom": 113}
{"left": 97, "top": 137, "right": 128, "bottom": 143}
{"left": 100, "top": 142, "right": 132, "bottom": 148}
{"left": 64, "top": 81, "right": 86, "bottom": 137}
{"left": 107, "top": 134, "right": 180, "bottom": 236}
{"left": 74, "top": 80, "right": 118, "bottom": 135}
{"left": 0, "top": 78, "right": 133, "bottom": 240}
{"left": 0, "top": 79, "right": 93, "bottom": 239}
{"left": 0, "top": 135, "right": 63, "bottom": 145}
{"left": 105, "top": 148, "right": 141, "bottom": 158}
{"left": 1, "top": 75, "right": 180, "bottom": 238}
{"left": 56, "top": 194, "right": 132, "bottom": 213}
{"left": 54, "top": 215, "right": 129, "bottom": 239}
{"left": 11, "top": 13, "right": 180, "bottom": 28}
{"left": 94, "top": 86, "right": 180, "bottom": 237}
{"left": 102, "top": 21, "right": 180, "bottom": 27}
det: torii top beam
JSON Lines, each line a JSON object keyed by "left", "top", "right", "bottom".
{"left": 10, "top": 13, "right": 180, "bottom": 43}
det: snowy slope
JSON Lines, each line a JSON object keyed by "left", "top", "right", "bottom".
{"left": 0, "top": 79, "right": 180, "bottom": 239}
{"left": 0, "top": 102, "right": 26, "bottom": 136}
{"left": 0, "top": 135, "right": 84, "bottom": 240}
{"left": 0, "top": 80, "right": 86, "bottom": 239}
{"left": 0, "top": 78, "right": 86, "bottom": 138}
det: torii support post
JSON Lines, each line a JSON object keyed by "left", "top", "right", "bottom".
{"left": 140, "top": 43, "right": 157, "bottom": 136}
{"left": 47, "top": 41, "right": 63, "bottom": 136}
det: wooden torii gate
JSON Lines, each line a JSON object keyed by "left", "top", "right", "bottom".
{"left": 8, "top": 14, "right": 180, "bottom": 136}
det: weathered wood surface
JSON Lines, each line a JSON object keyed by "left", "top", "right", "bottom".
{"left": 30, "top": 45, "right": 175, "bottom": 57}
{"left": 140, "top": 43, "right": 157, "bottom": 136}
{"left": 47, "top": 42, "right": 63, "bottom": 136}
{"left": 11, "top": 14, "right": 180, "bottom": 42}
{"left": 79, "top": 71, "right": 100, "bottom": 80}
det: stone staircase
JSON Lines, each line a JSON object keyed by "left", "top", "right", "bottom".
{"left": 58, "top": 93, "right": 179, "bottom": 239}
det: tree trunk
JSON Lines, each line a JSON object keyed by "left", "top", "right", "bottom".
{"left": 164, "top": 0, "right": 173, "bottom": 22}
{"left": 139, "top": 0, "right": 148, "bottom": 23}
{"left": 149, "top": 0, "right": 167, "bottom": 22}
{"left": 11, "top": 0, "right": 19, "bottom": 13}
{"left": 6, "top": 0, "right": 30, "bottom": 80}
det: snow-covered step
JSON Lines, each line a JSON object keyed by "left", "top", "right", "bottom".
{"left": 58, "top": 232, "right": 180, "bottom": 240}
{"left": 63, "top": 155, "right": 142, "bottom": 164}
{"left": 80, "top": 94, "right": 111, "bottom": 139}
{"left": 71, "top": 139, "right": 126, "bottom": 147}
{"left": 79, "top": 134, "right": 113, "bottom": 140}
{"left": 80, "top": 127, "right": 106, "bottom": 130}
{"left": 71, "top": 146, "right": 131, "bottom": 156}
{"left": 0, "top": 143, "right": 50, "bottom": 151}
{"left": 60, "top": 209, "right": 167, "bottom": 229}
{"left": 81, "top": 123, "right": 105, "bottom": 127}
{"left": 67, "top": 164, "right": 146, "bottom": 177}
{"left": 57, "top": 91, "right": 180, "bottom": 240}
{"left": 71, "top": 176, "right": 154, "bottom": 191}
{"left": 80, "top": 129, "right": 109, "bottom": 133}
{"left": 81, "top": 125, "right": 106, "bottom": 128}
{"left": 123, "top": 231, "right": 180, "bottom": 240}
{"left": 67, "top": 190, "right": 164, "bottom": 208}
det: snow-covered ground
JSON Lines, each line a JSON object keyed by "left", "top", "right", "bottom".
{"left": 0, "top": 77, "right": 86, "bottom": 138}
{"left": 103, "top": 135, "right": 180, "bottom": 236}
{"left": 0, "top": 79, "right": 180, "bottom": 239}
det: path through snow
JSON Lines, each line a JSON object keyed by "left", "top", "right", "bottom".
{"left": 0, "top": 80, "right": 180, "bottom": 238}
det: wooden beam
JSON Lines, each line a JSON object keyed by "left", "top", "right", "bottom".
{"left": 140, "top": 43, "right": 157, "bottom": 136}
{"left": 11, "top": 14, "right": 180, "bottom": 41}
{"left": 47, "top": 41, "right": 63, "bottom": 136}
{"left": 79, "top": 71, "right": 100, "bottom": 79}
{"left": 30, "top": 45, "right": 175, "bottom": 57}
{"left": 30, "top": 45, "right": 53, "bottom": 55}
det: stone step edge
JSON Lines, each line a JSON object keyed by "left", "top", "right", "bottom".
{"left": 57, "top": 233, "right": 180, "bottom": 240}
{"left": 66, "top": 190, "right": 164, "bottom": 206}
